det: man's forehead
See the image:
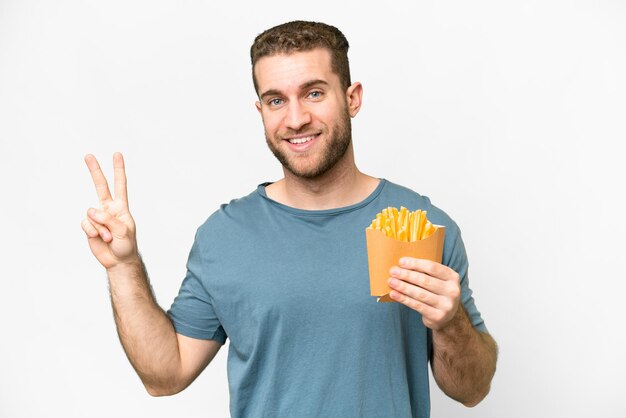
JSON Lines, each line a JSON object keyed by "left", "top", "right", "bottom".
{"left": 254, "top": 48, "right": 338, "bottom": 93}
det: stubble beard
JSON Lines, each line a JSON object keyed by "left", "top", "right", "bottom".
{"left": 265, "top": 109, "right": 352, "bottom": 180}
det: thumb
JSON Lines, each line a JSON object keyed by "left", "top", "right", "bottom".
{"left": 87, "top": 208, "right": 130, "bottom": 239}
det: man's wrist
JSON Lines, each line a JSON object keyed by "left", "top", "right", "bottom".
{"left": 106, "top": 255, "right": 144, "bottom": 279}
{"left": 433, "top": 305, "right": 473, "bottom": 343}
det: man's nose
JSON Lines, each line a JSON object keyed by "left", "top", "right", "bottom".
{"left": 284, "top": 101, "right": 312, "bottom": 131}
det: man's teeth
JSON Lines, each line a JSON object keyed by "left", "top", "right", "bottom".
{"left": 288, "top": 135, "right": 316, "bottom": 144}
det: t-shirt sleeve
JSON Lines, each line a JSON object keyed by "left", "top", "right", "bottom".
{"left": 444, "top": 226, "right": 489, "bottom": 334}
{"left": 167, "top": 231, "right": 227, "bottom": 344}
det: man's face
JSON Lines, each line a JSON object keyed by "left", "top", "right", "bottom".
{"left": 254, "top": 49, "right": 358, "bottom": 179}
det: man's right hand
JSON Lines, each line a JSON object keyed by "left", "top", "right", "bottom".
{"left": 80, "top": 152, "right": 221, "bottom": 396}
{"left": 81, "top": 152, "right": 139, "bottom": 270}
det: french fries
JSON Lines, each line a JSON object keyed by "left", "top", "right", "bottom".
{"left": 368, "top": 206, "right": 437, "bottom": 242}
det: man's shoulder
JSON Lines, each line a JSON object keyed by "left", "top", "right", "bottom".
{"left": 195, "top": 185, "right": 265, "bottom": 237}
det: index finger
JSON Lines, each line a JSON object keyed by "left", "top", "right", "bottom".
{"left": 84, "top": 154, "right": 112, "bottom": 203}
{"left": 398, "top": 257, "right": 457, "bottom": 281}
{"left": 113, "top": 152, "right": 128, "bottom": 202}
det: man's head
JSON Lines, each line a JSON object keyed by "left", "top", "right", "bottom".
{"left": 251, "top": 21, "right": 362, "bottom": 180}
{"left": 250, "top": 20, "right": 351, "bottom": 95}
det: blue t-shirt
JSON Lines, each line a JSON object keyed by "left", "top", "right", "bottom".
{"left": 168, "top": 179, "right": 487, "bottom": 418}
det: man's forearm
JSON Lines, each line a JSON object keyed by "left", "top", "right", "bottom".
{"left": 107, "top": 257, "right": 182, "bottom": 395}
{"left": 431, "top": 306, "right": 497, "bottom": 407}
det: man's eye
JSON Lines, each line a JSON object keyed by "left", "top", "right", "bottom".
{"left": 308, "top": 91, "right": 322, "bottom": 99}
{"left": 268, "top": 98, "right": 283, "bottom": 106}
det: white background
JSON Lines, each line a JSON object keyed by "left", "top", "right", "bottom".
{"left": 1, "top": 1, "right": 625, "bottom": 417}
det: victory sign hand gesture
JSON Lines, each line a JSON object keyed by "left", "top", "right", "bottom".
{"left": 81, "top": 153, "right": 139, "bottom": 270}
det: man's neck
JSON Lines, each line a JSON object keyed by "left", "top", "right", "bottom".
{"left": 265, "top": 148, "right": 380, "bottom": 211}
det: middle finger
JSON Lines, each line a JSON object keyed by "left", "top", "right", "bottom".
{"left": 389, "top": 267, "right": 446, "bottom": 295}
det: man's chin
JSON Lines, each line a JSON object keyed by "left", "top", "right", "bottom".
{"left": 285, "top": 156, "right": 346, "bottom": 180}
{"left": 284, "top": 163, "right": 324, "bottom": 179}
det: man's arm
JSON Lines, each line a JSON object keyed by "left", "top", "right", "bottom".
{"left": 431, "top": 307, "right": 497, "bottom": 406}
{"left": 81, "top": 153, "right": 221, "bottom": 396}
{"left": 106, "top": 259, "right": 221, "bottom": 396}
{"left": 388, "top": 257, "right": 497, "bottom": 406}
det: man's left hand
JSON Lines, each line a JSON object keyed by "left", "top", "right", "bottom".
{"left": 388, "top": 257, "right": 461, "bottom": 330}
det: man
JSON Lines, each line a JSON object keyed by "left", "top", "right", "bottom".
{"left": 82, "top": 21, "right": 497, "bottom": 417}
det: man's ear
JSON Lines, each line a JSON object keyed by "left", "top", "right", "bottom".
{"left": 255, "top": 101, "right": 262, "bottom": 114}
{"left": 346, "top": 82, "right": 363, "bottom": 118}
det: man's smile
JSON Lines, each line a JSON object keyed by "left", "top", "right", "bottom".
{"left": 283, "top": 132, "right": 320, "bottom": 143}
{"left": 282, "top": 132, "right": 321, "bottom": 150}
{"left": 287, "top": 135, "right": 317, "bottom": 144}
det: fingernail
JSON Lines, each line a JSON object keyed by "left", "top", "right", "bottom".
{"left": 390, "top": 267, "right": 400, "bottom": 276}
{"left": 88, "top": 208, "right": 96, "bottom": 217}
{"left": 400, "top": 258, "right": 409, "bottom": 266}
{"left": 388, "top": 277, "right": 398, "bottom": 286}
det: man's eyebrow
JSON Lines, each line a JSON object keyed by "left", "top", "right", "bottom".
{"left": 299, "top": 79, "right": 329, "bottom": 90}
{"left": 260, "top": 89, "right": 282, "bottom": 101}
{"left": 259, "top": 79, "right": 329, "bottom": 101}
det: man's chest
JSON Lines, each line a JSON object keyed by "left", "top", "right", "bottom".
{"left": 203, "top": 228, "right": 396, "bottom": 344}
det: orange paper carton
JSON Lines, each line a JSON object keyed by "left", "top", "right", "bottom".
{"left": 365, "top": 207, "right": 446, "bottom": 302}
